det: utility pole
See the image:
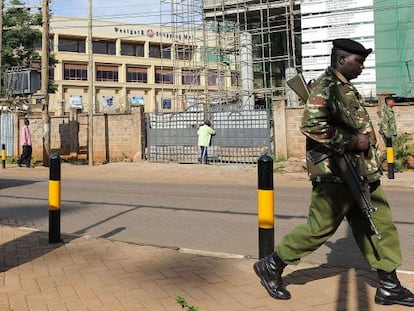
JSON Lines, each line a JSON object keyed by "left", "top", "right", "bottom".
{"left": 41, "top": 0, "right": 50, "bottom": 166}
{"left": 0, "top": 0, "right": 3, "bottom": 97}
{"left": 289, "top": 0, "right": 296, "bottom": 68}
{"left": 87, "top": 0, "right": 94, "bottom": 166}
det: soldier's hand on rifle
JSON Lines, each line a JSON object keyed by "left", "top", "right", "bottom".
{"left": 354, "top": 133, "right": 369, "bottom": 152}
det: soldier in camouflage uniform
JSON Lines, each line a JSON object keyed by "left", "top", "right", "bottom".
{"left": 378, "top": 96, "right": 398, "bottom": 145}
{"left": 253, "top": 38, "right": 414, "bottom": 307}
{"left": 378, "top": 96, "right": 398, "bottom": 171}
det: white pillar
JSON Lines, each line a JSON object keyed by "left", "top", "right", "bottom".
{"left": 240, "top": 32, "right": 255, "bottom": 108}
{"left": 285, "top": 67, "right": 300, "bottom": 107}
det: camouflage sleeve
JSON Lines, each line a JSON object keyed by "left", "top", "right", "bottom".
{"left": 379, "top": 107, "right": 397, "bottom": 137}
{"left": 389, "top": 112, "right": 397, "bottom": 136}
{"left": 300, "top": 81, "right": 357, "bottom": 154}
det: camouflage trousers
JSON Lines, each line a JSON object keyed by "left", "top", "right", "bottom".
{"left": 276, "top": 181, "right": 402, "bottom": 273}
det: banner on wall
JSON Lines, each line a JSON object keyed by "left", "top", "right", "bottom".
{"left": 162, "top": 98, "right": 171, "bottom": 109}
{"left": 70, "top": 95, "right": 83, "bottom": 109}
{"left": 102, "top": 96, "right": 115, "bottom": 112}
{"left": 131, "top": 96, "right": 144, "bottom": 106}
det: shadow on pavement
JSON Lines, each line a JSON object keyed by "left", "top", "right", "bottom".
{"left": 0, "top": 179, "right": 43, "bottom": 190}
{"left": 0, "top": 228, "right": 75, "bottom": 273}
{"left": 283, "top": 226, "right": 378, "bottom": 311}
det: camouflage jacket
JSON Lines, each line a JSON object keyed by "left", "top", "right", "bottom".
{"left": 378, "top": 105, "right": 397, "bottom": 138}
{"left": 301, "top": 67, "right": 382, "bottom": 183}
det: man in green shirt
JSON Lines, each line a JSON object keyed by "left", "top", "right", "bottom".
{"left": 253, "top": 38, "right": 414, "bottom": 307}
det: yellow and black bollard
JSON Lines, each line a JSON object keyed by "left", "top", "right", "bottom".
{"left": 2, "top": 144, "right": 6, "bottom": 169}
{"left": 257, "top": 155, "right": 274, "bottom": 259}
{"left": 49, "top": 154, "right": 62, "bottom": 243}
{"left": 386, "top": 136, "right": 395, "bottom": 179}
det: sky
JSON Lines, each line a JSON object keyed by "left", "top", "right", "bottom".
{"left": 6, "top": 0, "right": 167, "bottom": 25}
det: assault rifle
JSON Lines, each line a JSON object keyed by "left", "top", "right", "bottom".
{"left": 287, "top": 74, "right": 382, "bottom": 240}
{"left": 334, "top": 153, "right": 382, "bottom": 240}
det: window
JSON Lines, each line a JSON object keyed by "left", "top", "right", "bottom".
{"left": 121, "top": 42, "right": 144, "bottom": 57}
{"left": 155, "top": 67, "right": 174, "bottom": 84}
{"left": 63, "top": 63, "right": 87, "bottom": 80}
{"left": 176, "top": 45, "right": 195, "bottom": 60}
{"left": 96, "top": 65, "right": 119, "bottom": 82}
{"left": 93, "top": 40, "right": 116, "bottom": 55}
{"left": 149, "top": 43, "right": 171, "bottom": 59}
{"left": 58, "top": 37, "right": 85, "bottom": 53}
{"left": 127, "top": 67, "right": 147, "bottom": 83}
{"left": 182, "top": 70, "right": 200, "bottom": 85}
{"left": 207, "top": 71, "right": 221, "bottom": 86}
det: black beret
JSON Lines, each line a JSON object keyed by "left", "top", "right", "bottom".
{"left": 332, "top": 38, "right": 372, "bottom": 57}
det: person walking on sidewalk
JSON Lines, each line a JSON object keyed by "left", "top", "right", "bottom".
{"left": 253, "top": 38, "right": 414, "bottom": 307}
{"left": 17, "top": 118, "right": 33, "bottom": 168}
{"left": 197, "top": 120, "right": 216, "bottom": 164}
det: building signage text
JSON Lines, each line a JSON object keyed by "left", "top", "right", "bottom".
{"left": 114, "top": 27, "right": 193, "bottom": 40}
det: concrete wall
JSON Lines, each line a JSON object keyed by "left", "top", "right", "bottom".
{"left": 274, "top": 101, "right": 414, "bottom": 159}
{"left": 17, "top": 107, "right": 144, "bottom": 164}
{"left": 15, "top": 101, "right": 414, "bottom": 163}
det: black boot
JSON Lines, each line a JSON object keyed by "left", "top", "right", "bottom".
{"left": 375, "top": 269, "right": 414, "bottom": 306}
{"left": 253, "top": 252, "right": 291, "bottom": 300}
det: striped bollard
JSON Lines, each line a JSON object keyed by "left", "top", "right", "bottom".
{"left": 257, "top": 155, "right": 274, "bottom": 259}
{"left": 386, "top": 136, "right": 395, "bottom": 179}
{"left": 49, "top": 154, "right": 62, "bottom": 243}
{"left": 2, "top": 144, "right": 5, "bottom": 169}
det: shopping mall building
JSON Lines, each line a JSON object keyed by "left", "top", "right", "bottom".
{"left": 47, "top": 16, "right": 238, "bottom": 116}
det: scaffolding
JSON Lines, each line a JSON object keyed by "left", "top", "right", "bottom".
{"left": 158, "top": 0, "right": 301, "bottom": 110}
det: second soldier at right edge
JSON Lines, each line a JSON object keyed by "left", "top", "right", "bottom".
{"left": 253, "top": 38, "right": 414, "bottom": 307}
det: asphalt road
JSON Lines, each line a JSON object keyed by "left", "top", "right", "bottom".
{"left": 1, "top": 163, "right": 413, "bottom": 272}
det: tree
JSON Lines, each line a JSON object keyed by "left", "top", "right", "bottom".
{"left": 1, "top": 0, "right": 56, "bottom": 94}
{"left": 2, "top": 0, "right": 41, "bottom": 70}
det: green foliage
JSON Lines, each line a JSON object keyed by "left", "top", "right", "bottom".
{"left": 393, "top": 132, "right": 414, "bottom": 170}
{"left": 6, "top": 155, "right": 19, "bottom": 164}
{"left": 407, "top": 143, "right": 414, "bottom": 155}
{"left": 2, "top": 0, "right": 42, "bottom": 70}
{"left": 273, "top": 155, "right": 287, "bottom": 163}
{"left": 2, "top": 0, "right": 57, "bottom": 94}
{"left": 175, "top": 296, "right": 199, "bottom": 311}
{"left": 30, "top": 158, "right": 37, "bottom": 166}
{"left": 394, "top": 133, "right": 413, "bottom": 160}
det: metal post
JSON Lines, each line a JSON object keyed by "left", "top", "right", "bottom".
{"left": 49, "top": 154, "right": 61, "bottom": 243}
{"left": 87, "top": 0, "right": 94, "bottom": 166}
{"left": 257, "top": 154, "right": 274, "bottom": 259}
{"left": 2, "top": 144, "right": 6, "bottom": 169}
{"left": 0, "top": 0, "right": 3, "bottom": 98}
{"left": 41, "top": 0, "right": 50, "bottom": 167}
{"left": 386, "top": 136, "right": 395, "bottom": 179}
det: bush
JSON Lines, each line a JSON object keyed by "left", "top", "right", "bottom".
{"left": 393, "top": 133, "right": 414, "bottom": 170}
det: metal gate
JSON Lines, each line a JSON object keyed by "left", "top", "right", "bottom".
{"left": 146, "top": 104, "right": 273, "bottom": 163}
{"left": 0, "top": 112, "right": 15, "bottom": 157}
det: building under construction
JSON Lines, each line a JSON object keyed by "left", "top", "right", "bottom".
{"left": 144, "top": 0, "right": 302, "bottom": 163}
{"left": 158, "top": 0, "right": 301, "bottom": 111}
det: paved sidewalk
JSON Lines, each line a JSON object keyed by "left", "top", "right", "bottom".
{"left": 1, "top": 225, "right": 414, "bottom": 311}
{"left": 1, "top": 165, "right": 413, "bottom": 310}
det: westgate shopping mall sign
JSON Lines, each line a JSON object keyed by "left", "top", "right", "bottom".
{"left": 113, "top": 26, "right": 193, "bottom": 41}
